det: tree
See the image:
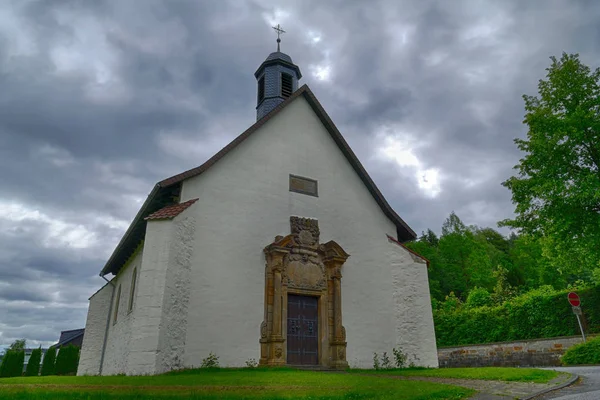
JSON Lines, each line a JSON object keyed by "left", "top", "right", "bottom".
{"left": 40, "top": 346, "right": 56, "bottom": 376}
{"left": 0, "top": 339, "right": 27, "bottom": 378}
{"left": 500, "top": 53, "right": 600, "bottom": 273}
{"left": 9, "top": 339, "right": 25, "bottom": 352}
{"left": 25, "top": 347, "right": 42, "bottom": 377}
{"left": 55, "top": 345, "right": 80, "bottom": 376}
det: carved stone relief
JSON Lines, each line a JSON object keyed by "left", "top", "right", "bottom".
{"left": 260, "top": 217, "right": 350, "bottom": 369}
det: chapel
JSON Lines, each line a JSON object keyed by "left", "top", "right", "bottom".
{"left": 78, "top": 33, "right": 438, "bottom": 375}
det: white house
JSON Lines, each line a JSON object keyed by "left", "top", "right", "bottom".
{"left": 78, "top": 43, "right": 438, "bottom": 376}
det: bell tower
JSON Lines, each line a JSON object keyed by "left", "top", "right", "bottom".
{"left": 255, "top": 24, "right": 302, "bottom": 121}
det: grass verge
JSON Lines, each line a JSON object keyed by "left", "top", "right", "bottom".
{"left": 0, "top": 368, "right": 473, "bottom": 400}
{"left": 351, "top": 367, "right": 559, "bottom": 383}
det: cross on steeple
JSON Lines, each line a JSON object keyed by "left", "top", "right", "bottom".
{"left": 272, "top": 24, "right": 286, "bottom": 52}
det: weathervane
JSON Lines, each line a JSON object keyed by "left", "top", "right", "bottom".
{"left": 272, "top": 24, "right": 285, "bottom": 52}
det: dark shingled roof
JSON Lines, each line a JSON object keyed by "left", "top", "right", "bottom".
{"left": 53, "top": 328, "right": 85, "bottom": 348}
{"left": 100, "top": 85, "right": 416, "bottom": 276}
{"left": 145, "top": 198, "right": 198, "bottom": 220}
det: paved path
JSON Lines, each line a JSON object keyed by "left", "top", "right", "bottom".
{"left": 366, "top": 373, "right": 574, "bottom": 399}
{"left": 537, "top": 366, "right": 600, "bottom": 399}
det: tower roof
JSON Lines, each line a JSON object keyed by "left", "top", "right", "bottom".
{"left": 265, "top": 51, "right": 294, "bottom": 63}
{"left": 254, "top": 51, "right": 302, "bottom": 79}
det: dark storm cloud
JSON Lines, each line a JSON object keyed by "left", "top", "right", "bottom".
{"left": 1, "top": 0, "right": 600, "bottom": 348}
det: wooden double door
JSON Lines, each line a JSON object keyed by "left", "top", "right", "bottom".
{"left": 287, "top": 294, "right": 318, "bottom": 365}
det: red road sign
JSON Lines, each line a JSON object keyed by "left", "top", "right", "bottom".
{"left": 568, "top": 292, "right": 581, "bottom": 307}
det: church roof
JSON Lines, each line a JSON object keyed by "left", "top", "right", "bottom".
{"left": 265, "top": 51, "right": 294, "bottom": 63}
{"left": 100, "top": 85, "right": 416, "bottom": 276}
{"left": 254, "top": 51, "right": 302, "bottom": 79}
{"left": 145, "top": 198, "right": 198, "bottom": 220}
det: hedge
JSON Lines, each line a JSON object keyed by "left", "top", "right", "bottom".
{"left": 40, "top": 346, "right": 56, "bottom": 376}
{"left": 55, "top": 345, "right": 80, "bottom": 376}
{"left": 562, "top": 336, "right": 600, "bottom": 365}
{"left": 435, "top": 286, "right": 600, "bottom": 347}
{"left": 0, "top": 349, "right": 24, "bottom": 378}
{"left": 25, "top": 347, "right": 42, "bottom": 376}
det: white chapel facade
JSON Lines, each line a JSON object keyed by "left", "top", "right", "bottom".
{"left": 78, "top": 43, "right": 438, "bottom": 375}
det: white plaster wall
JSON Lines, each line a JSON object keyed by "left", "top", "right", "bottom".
{"left": 156, "top": 215, "right": 196, "bottom": 373}
{"left": 389, "top": 241, "right": 439, "bottom": 368}
{"left": 178, "top": 96, "right": 428, "bottom": 368}
{"left": 78, "top": 283, "right": 113, "bottom": 375}
{"left": 126, "top": 221, "right": 173, "bottom": 375}
{"left": 101, "top": 249, "right": 143, "bottom": 375}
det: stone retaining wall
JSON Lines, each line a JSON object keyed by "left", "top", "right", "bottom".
{"left": 438, "top": 335, "right": 595, "bottom": 367}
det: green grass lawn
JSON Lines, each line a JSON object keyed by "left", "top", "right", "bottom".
{"left": 353, "top": 367, "right": 559, "bottom": 383}
{"left": 0, "top": 367, "right": 473, "bottom": 400}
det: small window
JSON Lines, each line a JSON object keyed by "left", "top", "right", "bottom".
{"left": 281, "top": 73, "right": 293, "bottom": 98}
{"left": 113, "top": 285, "right": 121, "bottom": 324}
{"left": 258, "top": 76, "right": 265, "bottom": 102}
{"left": 128, "top": 268, "right": 137, "bottom": 312}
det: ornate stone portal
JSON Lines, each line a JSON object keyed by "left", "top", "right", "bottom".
{"left": 260, "top": 217, "right": 350, "bottom": 369}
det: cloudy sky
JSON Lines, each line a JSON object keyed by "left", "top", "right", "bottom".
{"left": 1, "top": 0, "right": 599, "bottom": 349}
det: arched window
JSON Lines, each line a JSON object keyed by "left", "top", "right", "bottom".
{"left": 113, "top": 285, "right": 121, "bottom": 324}
{"left": 128, "top": 268, "right": 137, "bottom": 312}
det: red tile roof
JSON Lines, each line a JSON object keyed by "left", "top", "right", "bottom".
{"left": 386, "top": 234, "right": 430, "bottom": 268}
{"left": 145, "top": 198, "right": 198, "bottom": 221}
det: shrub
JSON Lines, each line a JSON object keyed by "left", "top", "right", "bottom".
{"left": 25, "top": 347, "right": 42, "bottom": 376}
{"left": 200, "top": 352, "right": 219, "bottom": 368}
{"left": 435, "top": 285, "right": 600, "bottom": 346}
{"left": 244, "top": 358, "right": 258, "bottom": 368}
{"left": 40, "top": 346, "right": 56, "bottom": 376}
{"left": 392, "top": 347, "right": 407, "bottom": 368}
{"left": 562, "top": 337, "right": 600, "bottom": 365}
{"left": 372, "top": 352, "right": 380, "bottom": 370}
{"left": 0, "top": 349, "right": 24, "bottom": 377}
{"left": 381, "top": 352, "right": 392, "bottom": 369}
{"left": 466, "top": 287, "right": 493, "bottom": 308}
{"left": 55, "top": 345, "right": 80, "bottom": 375}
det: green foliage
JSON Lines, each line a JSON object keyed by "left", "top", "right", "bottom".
{"left": 40, "top": 346, "right": 56, "bottom": 376}
{"left": 500, "top": 53, "right": 600, "bottom": 275}
{"left": 25, "top": 347, "right": 42, "bottom": 377}
{"left": 392, "top": 347, "right": 408, "bottom": 368}
{"left": 562, "top": 336, "right": 600, "bottom": 365}
{"left": 54, "top": 345, "right": 80, "bottom": 376}
{"left": 9, "top": 339, "right": 26, "bottom": 351}
{"left": 0, "top": 349, "right": 24, "bottom": 378}
{"left": 435, "top": 285, "right": 600, "bottom": 346}
{"left": 244, "top": 358, "right": 257, "bottom": 368}
{"left": 466, "top": 287, "right": 492, "bottom": 308}
{"left": 200, "top": 352, "right": 219, "bottom": 368}
{"left": 372, "top": 352, "right": 380, "bottom": 370}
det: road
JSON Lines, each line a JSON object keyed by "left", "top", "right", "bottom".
{"left": 538, "top": 366, "right": 600, "bottom": 400}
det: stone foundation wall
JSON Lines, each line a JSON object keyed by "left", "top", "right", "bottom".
{"left": 438, "top": 335, "right": 595, "bottom": 368}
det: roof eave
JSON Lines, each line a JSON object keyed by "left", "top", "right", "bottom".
{"left": 100, "top": 184, "right": 161, "bottom": 276}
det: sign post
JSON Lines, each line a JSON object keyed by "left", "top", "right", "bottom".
{"left": 568, "top": 292, "right": 586, "bottom": 342}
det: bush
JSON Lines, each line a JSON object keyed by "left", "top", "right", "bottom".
{"left": 55, "top": 345, "right": 80, "bottom": 375}
{"left": 435, "top": 285, "right": 600, "bottom": 346}
{"left": 466, "top": 287, "right": 493, "bottom": 308}
{"left": 562, "top": 337, "right": 600, "bottom": 365}
{"left": 200, "top": 352, "right": 219, "bottom": 368}
{"left": 0, "top": 349, "right": 24, "bottom": 377}
{"left": 25, "top": 347, "right": 42, "bottom": 376}
{"left": 40, "top": 346, "right": 56, "bottom": 376}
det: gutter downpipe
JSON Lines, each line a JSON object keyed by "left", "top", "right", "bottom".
{"left": 98, "top": 273, "right": 115, "bottom": 376}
